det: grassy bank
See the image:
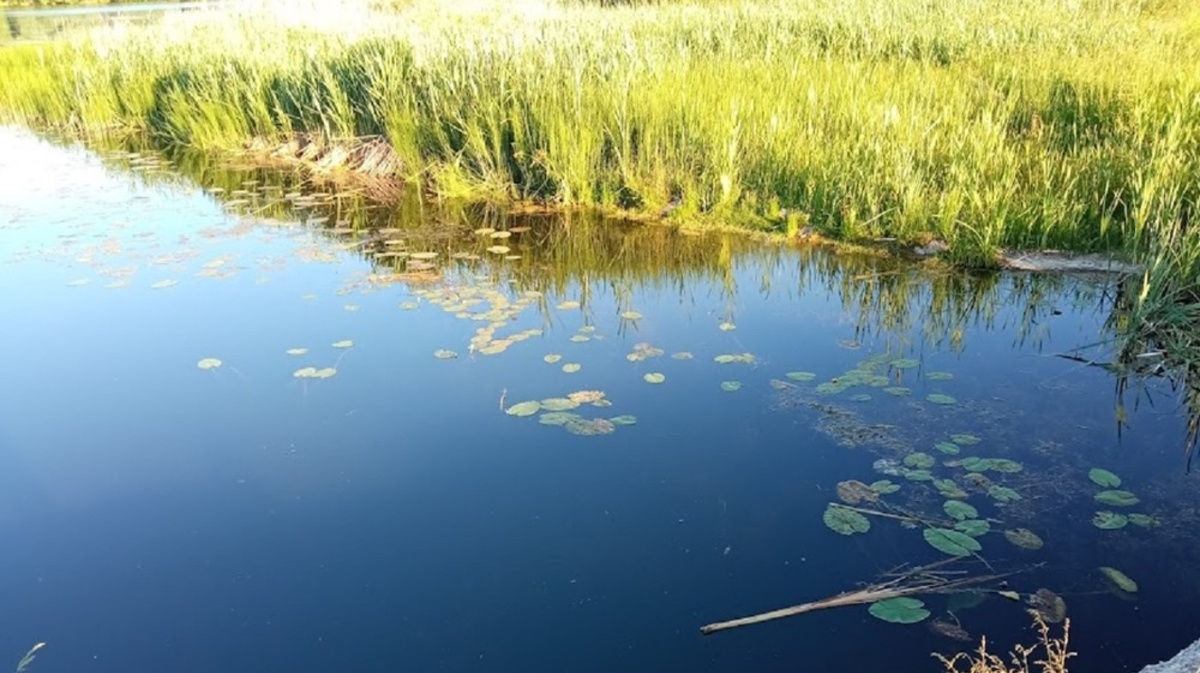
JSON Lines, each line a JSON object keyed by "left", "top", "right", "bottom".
{"left": 0, "top": 0, "right": 1198, "bottom": 267}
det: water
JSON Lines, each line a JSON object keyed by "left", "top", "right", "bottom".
{"left": 1, "top": 126, "right": 1198, "bottom": 673}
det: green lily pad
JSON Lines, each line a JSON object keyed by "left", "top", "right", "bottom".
{"left": 955, "top": 519, "right": 990, "bottom": 537}
{"left": 1093, "top": 511, "right": 1128, "bottom": 529}
{"left": 1004, "top": 528, "right": 1044, "bottom": 550}
{"left": 815, "top": 382, "right": 847, "bottom": 395}
{"left": 823, "top": 504, "right": 870, "bottom": 535}
{"left": 786, "top": 371, "right": 817, "bottom": 382}
{"left": 562, "top": 363, "right": 581, "bottom": 373}
{"left": 934, "top": 442, "right": 961, "bottom": 455}
{"left": 870, "top": 480, "right": 900, "bottom": 495}
{"left": 1099, "top": 566, "right": 1138, "bottom": 593}
{"left": 671, "top": 352, "right": 694, "bottom": 360}
{"left": 944, "top": 500, "right": 978, "bottom": 521}
{"left": 883, "top": 387, "right": 911, "bottom": 396}
{"left": 848, "top": 393, "right": 872, "bottom": 402}
{"left": 569, "top": 335, "right": 591, "bottom": 343}
{"left": 927, "top": 394, "right": 957, "bottom": 405}
{"left": 1128, "top": 513, "right": 1161, "bottom": 528}
{"left": 620, "top": 311, "right": 643, "bottom": 321}
{"left": 990, "top": 459, "right": 1023, "bottom": 474}
{"left": 643, "top": 373, "right": 666, "bottom": 384}
{"left": 904, "top": 469, "right": 934, "bottom": 481}
{"left": 1089, "top": 468, "right": 1122, "bottom": 488}
{"left": 433, "top": 349, "right": 458, "bottom": 359}
{"left": 196, "top": 358, "right": 222, "bottom": 370}
{"left": 890, "top": 358, "right": 919, "bottom": 370}
{"left": 959, "top": 456, "right": 987, "bottom": 472}
{"left": 714, "top": 353, "right": 756, "bottom": 364}
{"left": 934, "top": 479, "right": 968, "bottom": 499}
{"left": 946, "top": 591, "right": 987, "bottom": 612}
{"left": 609, "top": 415, "right": 638, "bottom": 426}
{"left": 1094, "top": 490, "right": 1139, "bottom": 507}
{"left": 720, "top": 381, "right": 742, "bottom": 392}
{"left": 927, "top": 371, "right": 955, "bottom": 381}
{"left": 924, "top": 528, "right": 982, "bottom": 556}
{"left": 903, "top": 452, "right": 935, "bottom": 469}
{"left": 506, "top": 401, "right": 541, "bottom": 417}
{"left": 987, "top": 485, "right": 1021, "bottom": 503}
{"left": 540, "top": 398, "right": 581, "bottom": 411}
{"left": 868, "top": 597, "right": 929, "bottom": 624}
{"left": 544, "top": 354, "right": 563, "bottom": 364}
{"left": 313, "top": 367, "right": 337, "bottom": 379}
{"left": 950, "top": 434, "right": 981, "bottom": 445}
{"left": 539, "top": 411, "right": 582, "bottom": 426}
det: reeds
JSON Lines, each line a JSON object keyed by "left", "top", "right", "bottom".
{"left": 0, "top": 0, "right": 1198, "bottom": 266}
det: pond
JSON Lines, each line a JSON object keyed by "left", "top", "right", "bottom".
{"left": 1, "top": 125, "right": 1198, "bottom": 673}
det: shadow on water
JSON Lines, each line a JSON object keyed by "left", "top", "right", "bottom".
{"left": 9, "top": 130, "right": 1200, "bottom": 673}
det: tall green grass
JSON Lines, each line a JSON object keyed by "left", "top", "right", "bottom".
{"left": 0, "top": 0, "right": 1198, "bottom": 265}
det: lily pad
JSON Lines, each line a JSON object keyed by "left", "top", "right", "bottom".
{"left": 868, "top": 597, "right": 930, "bottom": 624}
{"left": 506, "top": 401, "right": 541, "bottom": 417}
{"left": 927, "top": 371, "right": 955, "bottom": 381}
{"left": 543, "top": 354, "right": 563, "bottom": 364}
{"left": 332, "top": 340, "right": 354, "bottom": 349}
{"left": 955, "top": 519, "right": 990, "bottom": 537}
{"left": 486, "top": 245, "right": 511, "bottom": 255}
{"left": 950, "top": 434, "right": 981, "bottom": 445}
{"left": 562, "top": 363, "right": 581, "bottom": 373}
{"left": 720, "top": 381, "right": 742, "bottom": 392}
{"left": 924, "top": 528, "right": 982, "bottom": 556}
{"left": 569, "top": 335, "right": 591, "bottom": 343}
{"left": 891, "top": 358, "right": 919, "bottom": 369}
{"left": 643, "top": 373, "right": 666, "bottom": 384}
{"left": 1099, "top": 567, "right": 1138, "bottom": 593}
{"left": 883, "top": 387, "right": 911, "bottom": 396}
{"left": 433, "top": 349, "right": 458, "bottom": 359}
{"left": 620, "top": 311, "right": 643, "bottom": 321}
{"left": 557, "top": 301, "right": 581, "bottom": 310}
{"left": 927, "top": 394, "right": 957, "bottom": 405}
{"left": 904, "top": 469, "right": 934, "bottom": 481}
{"left": 313, "top": 367, "right": 337, "bottom": 379}
{"left": 540, "top": 398, "right": 581, "bottom": 412}
{"left": 1089, "top": 468, "right": 1122, "bottom": 488}
{"left": 990, "top": 459, "right": 1024, "bottom": 474}
{"left": 849, "top": 393, "right": 872, "bottom": 402}
{"left": 786, "top": 372, "right": 817, "bottom": 382}
{"left": 987, "top": 485, "right": 1021, "bottom": 503}
{"left": 1093, "top": 511, "right": 1128, "bottom": 529}
{"left": 903, "top": 452, "right": 935, "bottom": 469}
{"left": 823, "top": 504, "right": 870, "bottom": 535}
{"left": 1128, "top": 513, "right": 1161, "bottom": 528}
{"left": 837, "top": 480, "right": 879, "bottom": 505}
{"left": 934, "top": 442, "right": 961, "bottom": 455}
{"left": 934, "top": 479, "right": 968, "bottom": 499}
{"left": 718, "top": 321, "right": 737, "bottom": 331}
{"left": 671, "top": 352, "right": 694, "bottom": 360}
{"left": 943, "top": 500, "right": 978, "bottom": 521}
{"left": 870, "top": 480, "right": 900, "bottom": 495}
{"left": 1004, "top": 528, "right": 1044, "bottom": 550}
{"left": 196, "top": 358, "right": 222, "bottom": 370}
{"left": 1094, "top": 490, "right": 1139, "bottom": 507}
{"left": 292, "top": 367, "right": 318, "bottom": 378}
{"left": 539, "top": 411, "right": 581, "bottom": 426}
{"left": 609, "top": 415, "right": 638, "bottom": 426}
{"left": 285, "top": 348, "right": 308, "bottom": 356}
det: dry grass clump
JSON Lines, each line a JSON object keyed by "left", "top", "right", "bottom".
{"left": 935, "top": 615, "right": 1073, "bottom": 673}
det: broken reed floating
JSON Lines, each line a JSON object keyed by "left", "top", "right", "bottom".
{"left": 700, "top": 558, "right": 1015, "bottom": 635}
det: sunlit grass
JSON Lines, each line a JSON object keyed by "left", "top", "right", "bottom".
{"left": 0, "top": 0, "right": 1198, "bottom": 268}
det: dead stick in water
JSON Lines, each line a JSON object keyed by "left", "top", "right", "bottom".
{"left": 700, "top": 560, "right": 1015, "bottom": 635}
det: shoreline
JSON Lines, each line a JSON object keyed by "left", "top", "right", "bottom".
{"left": 1138, "top": 638, "right": 1200, "bottom": 673}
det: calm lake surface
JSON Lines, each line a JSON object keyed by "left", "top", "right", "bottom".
{"left": 1, "top": 126, "right": 1198, "bottom": 673}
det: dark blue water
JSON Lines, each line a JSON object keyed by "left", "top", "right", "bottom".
{"left": 1, "top": 127, "right": 1197, "bottom": 673}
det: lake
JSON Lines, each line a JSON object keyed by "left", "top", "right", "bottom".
{"left": 1, "top": 125, "right": 1197, "bottom": 673}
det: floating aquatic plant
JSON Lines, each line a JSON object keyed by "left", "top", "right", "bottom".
{"left": 564, "top": 418, "right": 616, "bottom": 436}
{"left": 927, "top": 372, "right": 955, "bottom": 381}
{"left": 1099, "top": 566, "right": 1138, "bottom": 593}
{"left": 332, "top": 340, "right": 354, "bottom": 348}
{"left": 567, "top": 390, "right": 606, "bottom": 405}
{"left": 1094, "top": 490, "right": 1139, "bottom": 507}
{"left": 620, "top": 311, "right": 643, "bottom": 321}
{"left": 313, "top": 367, "right": 337, "bottom": 379}
{"left": 926, "top": 394, "right": 957, "bottom": 405}
{"left": 285, "top": 348, "right": 308, "bottom": 356}
{"left": 714, "top": 353, "right": 756, "bottom": 364}
{"left": 935, "top": 479, "right": 968, "bottom": 499}
{"left": 718, "top": 322, "right": 737, "bottom": 331}
{"left": 539, "top": 411, "right": 580, "bottom": 426}
{"left": 868, "top": 597, "right": 929, "bottom": 624}
{"left": 196, "top": 358, "right": 222, "bottom": 370}
{"left": 433, "top": 349, "right": 458, "bottom": 359}
{"left": 562, "top": 363, "right": 582, "bottom": 373}
{"left": 949, "top": 434, "right": 981, "bottom": 445}
{"left": 1004, "top": 528, "right": 1044, "bottom": 550}
{"left": 904, "top": 470, "right": 934, "bottom": 481}
{"left": 943, "top": 500, "right": 978, "bottom": 521}
{"left": 815, "top": 382, "right": 847, "bottom": 395}
{"left": 837, "top": 480, "right": 878, "bottom": 505}
{"left": 643, "top": 372, "right": 666, "bottom": 384}
{"left": 890, "top": 358, "right": 919, "bottom": 369}
{"left": 934, "top": 442, "right": 961, "bottom": 455}
{"left": 541, "top": 398, "right": 580, "bottom": 411}
{"left": 870, "top": 480, "right": 900, "bottom": 495}
{"left": 923, "top": 528, "right": 982, "bottom": 556}
{"left": 1128, "top": 513, "right": 1161, "bottom": 528}
{"left": 903, "top": 452, "right": 935, "bottom": 469}
{"left": 989, "top": 459, "right": 1023, "bottom": 474}
{"left": 849, "top": 393, "right": 872, "bottom": 402}
{"left": 786, "top": 372, "right": 817, "bottom": 381}
{"left": 609, "top": 415, "right": 638, "bottom": 426}
{"left": 506, "top": 401, "right": 542, "bottom": 417}
{"left": 557, "top": 301, "right": 581, "bottom": 310}
{"left": 720, "top": 381, "right": 742, "bottom": 392}
{"left": 987, "top": 485, "right": 1021, "bottom": 503}
{"left": 671, "top": 352, "right": 694, "bottom": 360}
{"left": 883, "top": 387, "right": 911, "bottom": 396}
{"left": 570, "top": 335, "right": 591, "bottom": 343}
{"left": 1088, "top": 468, "right": 1122, "bottom": 488}
{"left": 543, "top": 354, "right": 562, "bottom": 364}
{"left": 823, "top": 503, "right": 870, "bottom": 535}
{"left": 1092, "top": 511, "right": 1128, "bottom": 529}
{"left": 292, "top": 367, "right": 318, "bottom": 378}
{"left": 486, "top": 245, "right": 511, "bottom": 254}
{"left": 955, "top": 519, "right": 990, "bottom": 537}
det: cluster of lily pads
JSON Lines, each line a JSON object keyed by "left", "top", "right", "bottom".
{"left": 783, "top": 353, "right": 957, "bottom": 404}
{"left": 1087, "top": 468, "right": 1159, "bottom": 530}
{"left": 504, "top": 390, "right": 637, "bottom": 436}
